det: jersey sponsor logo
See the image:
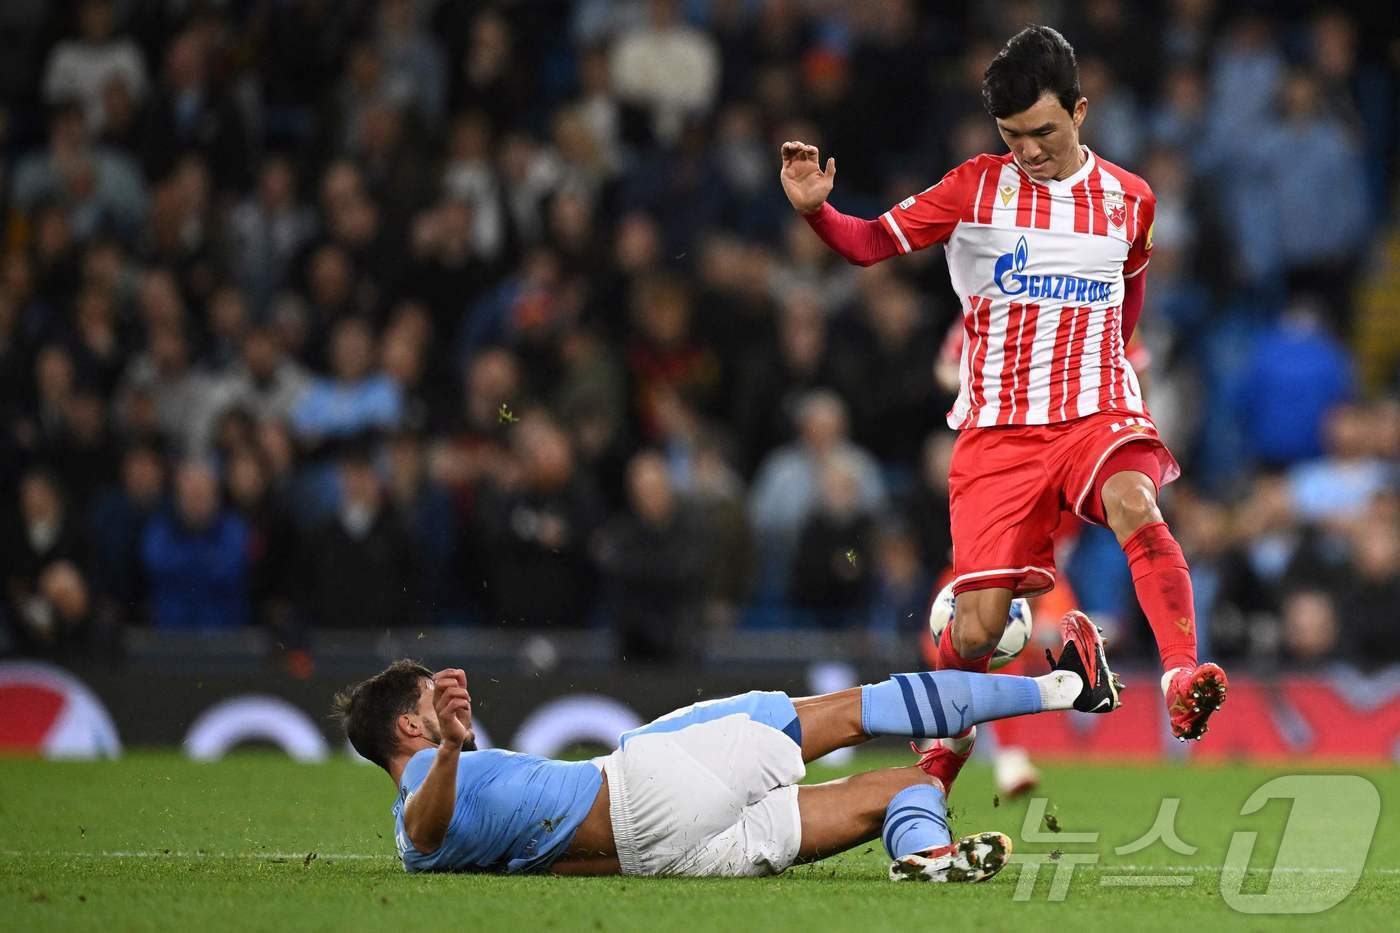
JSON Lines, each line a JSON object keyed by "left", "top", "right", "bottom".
{"left": 1145, "top": 220, "right": 1155, "bottom": 251}
{"left": 993, "top": 236, "right": 1114, "bottom": 303}
{"left": 999, "top": 184, "right": 1017, "bottom": 206}
{"left": 1105, "top": 189, "right": 1126, "bottom": 228}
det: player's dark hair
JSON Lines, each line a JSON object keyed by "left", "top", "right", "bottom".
{"left": 982, "top": 25, "right": 1081, "bottom": 118}
{"left": 332, "top": 659, "right": 433, "bottom": 771}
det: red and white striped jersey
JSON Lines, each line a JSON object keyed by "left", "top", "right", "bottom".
{"left": 881, "top": 148, "right": 1155, "bottom": 429}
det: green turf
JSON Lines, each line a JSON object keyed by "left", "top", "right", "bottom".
{"left": 1, "top": 752, "right": 1396, "bottom": 932}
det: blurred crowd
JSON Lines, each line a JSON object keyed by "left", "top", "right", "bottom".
{"left": 1, "top": 0, "right": 1396, "bottom": 670}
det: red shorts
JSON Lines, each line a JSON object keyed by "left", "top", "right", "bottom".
{"left": 948, "top": 411, "right": 1181, "bottom": 598}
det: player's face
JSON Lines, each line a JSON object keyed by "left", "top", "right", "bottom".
{"left": 995, "top": 92, "right": 1088, "bottom": 182}
{"left": 415, "top": 678, "right": 443, "bottom": 744}
{"left": 413, "top": 675, "right": 477, "bottom": 751}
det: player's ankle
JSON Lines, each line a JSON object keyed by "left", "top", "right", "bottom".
{"left": 1160, "top": 666, "right": 1188, "bottom": 695}
{"left": 1035, "top": 671, "right": 1083, "bottom": 710}
{"left": 1161, "top": 654, "right": 1196, "bottom": 674}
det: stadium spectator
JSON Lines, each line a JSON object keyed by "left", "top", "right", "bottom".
{"left": 1167, "top": 486, "right": 1275, "bottom": 662}
{"left": 868, "top": 520, "right": 935, "bottom": 643}
{"left": 624, "top": 274, "right": 722, "bottom": 443}
{"left": 141, "top": 30, "right": 250, "bottom": 192}
{"left": 71, "top": 282, "right": 125, "bottom": 397}
{"left": 41, "top": 0, "right": 147, "bottom": 133}
{"left": 1336, "top": 507, "right": 1400, "bottom": 668}
{"left": 471, "top": 411, "right": 604, "bottom": 628}
{"left": 1075, "top": 56, "right": 1143, "bottom": 166}
{"left": 11, "top": 99, "right": 147, "bottom": 241}
{"left": 1255, "top": 70, "right": 1370, "bottom": 317}
{"left": 1231, "top": 303, "right": 1354, "bottom": 468}
{"left": 141, "top": 460, "right": 249, "bottom": 630}
{"left": 2, "top": 470, "right": 93, "bottom": 652}
{"left": 204, "top": 325, "right": 311, "bottom": 439}
{"left": 297, "top": 447, "right": 423, "bottom": 631}
{"left": 900, "top": 432, "right": 956, "bottom": 578}
{"left": 88, "top": 443, "right": 165, "bottom": 630}
{"left": 228, "top": 157, "right": 316, "bottom": 315}
{"left": 39, "top": 387, "right": 120, "bottom": 514}
{"left": 594, "top": 450, "right": 707, "bottom": 659}
{"left": 386, "top": 428, "right": 458, "bottom": 622}
{"left": 751, "top": 391, "right": 887, "bottom": 604}
{"left": 375, "top": 0, "right": 447, "bottom": 129}
{"left": 609, "top": 0, "right": 720, "bottom": 146}
{"left": 789, "top": 453, "right": 879, "bottom": 628}
{"left": 1279, "top": 588, "right": 1340, "bottom": 667}
{"left": 684, "top": 436, "right": 753, "bottom": 629}
{"left": 1287, "top": 402, "right": 1395, "bottom": 527}
{"left": 450, "top": 9, "right": 533, "bottom": 137}
{"left": 729, "top": 286, "right": 838, "bottom": 472}
{"left": 837, "top": 277, "right": 945, "bottom": 466}
{"left": 291, "top": 317, "right": 403, "bottom": 450}
{"left": 225, "top": 444, "right": 297, "bottom": 636}
{"left": 117, "top": 323, "right": 214, "bottom": 454}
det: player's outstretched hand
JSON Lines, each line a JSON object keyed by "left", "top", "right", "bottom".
{"left": 779, "top": 141, "right": 835, "bottom": 215}
{"left": 432, "top": 668, "right": 472, "bottom": 749}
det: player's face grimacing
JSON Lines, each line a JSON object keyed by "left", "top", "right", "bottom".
{"left": 995, "top": 91, "right": 1088, "bottom": 182}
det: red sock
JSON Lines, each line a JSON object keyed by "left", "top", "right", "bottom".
{"left": 1121, "top": 521, "right": 1198, "bottom": 673}
{"left": 935, "top": 620, "right": 993, "bottom": 674}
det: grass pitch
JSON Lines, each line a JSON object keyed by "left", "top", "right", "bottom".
{"left": 1, "top": 752, "right": 1396, "bottom": 932}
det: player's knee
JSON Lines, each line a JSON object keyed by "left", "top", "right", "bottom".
{"left": 1105, "top": 479, "right": 1161, "bottom": 534}
{"left": 952, "top": 600, "right": 1003, "bottom": 657}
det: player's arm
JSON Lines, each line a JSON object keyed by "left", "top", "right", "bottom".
{"left": 1122, "top": 269, "right": 1145, "bottom": 342}
{"left": 780, "top": 142, "right": 975, "bottom": 265}
{"left": 779, "top": 141, "right": 898, "bottom": 266}
{"left": 1121, "top": 196, "right": 1155, "bottom": 342}
{"left": 402, "top": 669, "right": 472, "bottom": 855}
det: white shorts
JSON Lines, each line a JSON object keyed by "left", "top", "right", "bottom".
{"left": 600, "top": 714, "right": 806, "bottom": 877}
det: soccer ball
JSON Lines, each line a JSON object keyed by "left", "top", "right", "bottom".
{"left": 927, "top": 583, "right": 1033, "bottom": 670}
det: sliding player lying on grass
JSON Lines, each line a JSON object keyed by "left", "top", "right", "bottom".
{"left": 334, "top": 613, "right": 1120, "bottom": 881}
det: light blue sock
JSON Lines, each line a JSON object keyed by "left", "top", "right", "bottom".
{"left": 883, "top": 784, "right": 951, "bottom": 859}
{"left": 860, "top": 671, "right": 1043, "bottom": 737}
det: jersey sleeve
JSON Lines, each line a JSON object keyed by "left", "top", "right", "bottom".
{"left": 1125, "top": 189, "right": 1155, "bottom": 279}
{"left": 880, "top": 158, "right": 981, "bottom": 253}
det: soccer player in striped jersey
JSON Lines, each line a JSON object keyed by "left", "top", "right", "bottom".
{"left": 779, "top": 25, "right": 1226, "bottom": 741}
{"left": 336, "top": 615, "right": 1117, "bottom": 881}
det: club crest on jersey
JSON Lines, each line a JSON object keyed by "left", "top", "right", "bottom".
{"left": 1104, "top": 189, "right": 1126, "bottom": 228}
{"left": 994, "top": 236, "right": 1114, "bottom": 303}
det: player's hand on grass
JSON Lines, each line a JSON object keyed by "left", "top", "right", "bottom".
{"left": 432, "top": 669, "right": 472, "bottom": 750}
{"left": 780, "top": 141, "right": 835, "bottom": 215}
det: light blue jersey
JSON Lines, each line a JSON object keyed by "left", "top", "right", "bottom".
{"left": 392, "top": 748, "right": 602, "bottom": 874}
{"left": 390, "top": 691, "right": 800, "bottom": 874}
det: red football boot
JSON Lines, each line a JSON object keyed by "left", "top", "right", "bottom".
{"left": 913, "top": 726, "right": 976, "bottom": 795}
{"left": 1162, "top": 663, "right": 1228, "bottom": 740}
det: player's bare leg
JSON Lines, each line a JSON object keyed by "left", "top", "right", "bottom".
{"left": 1100, "top": 468, "right": 1228, "bottom": 740}
{"left": 789, "top": 689, "right": 866, "bottom": 761}
{"left": 944, "top": 587, "right": 1015, "bottom": 670}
